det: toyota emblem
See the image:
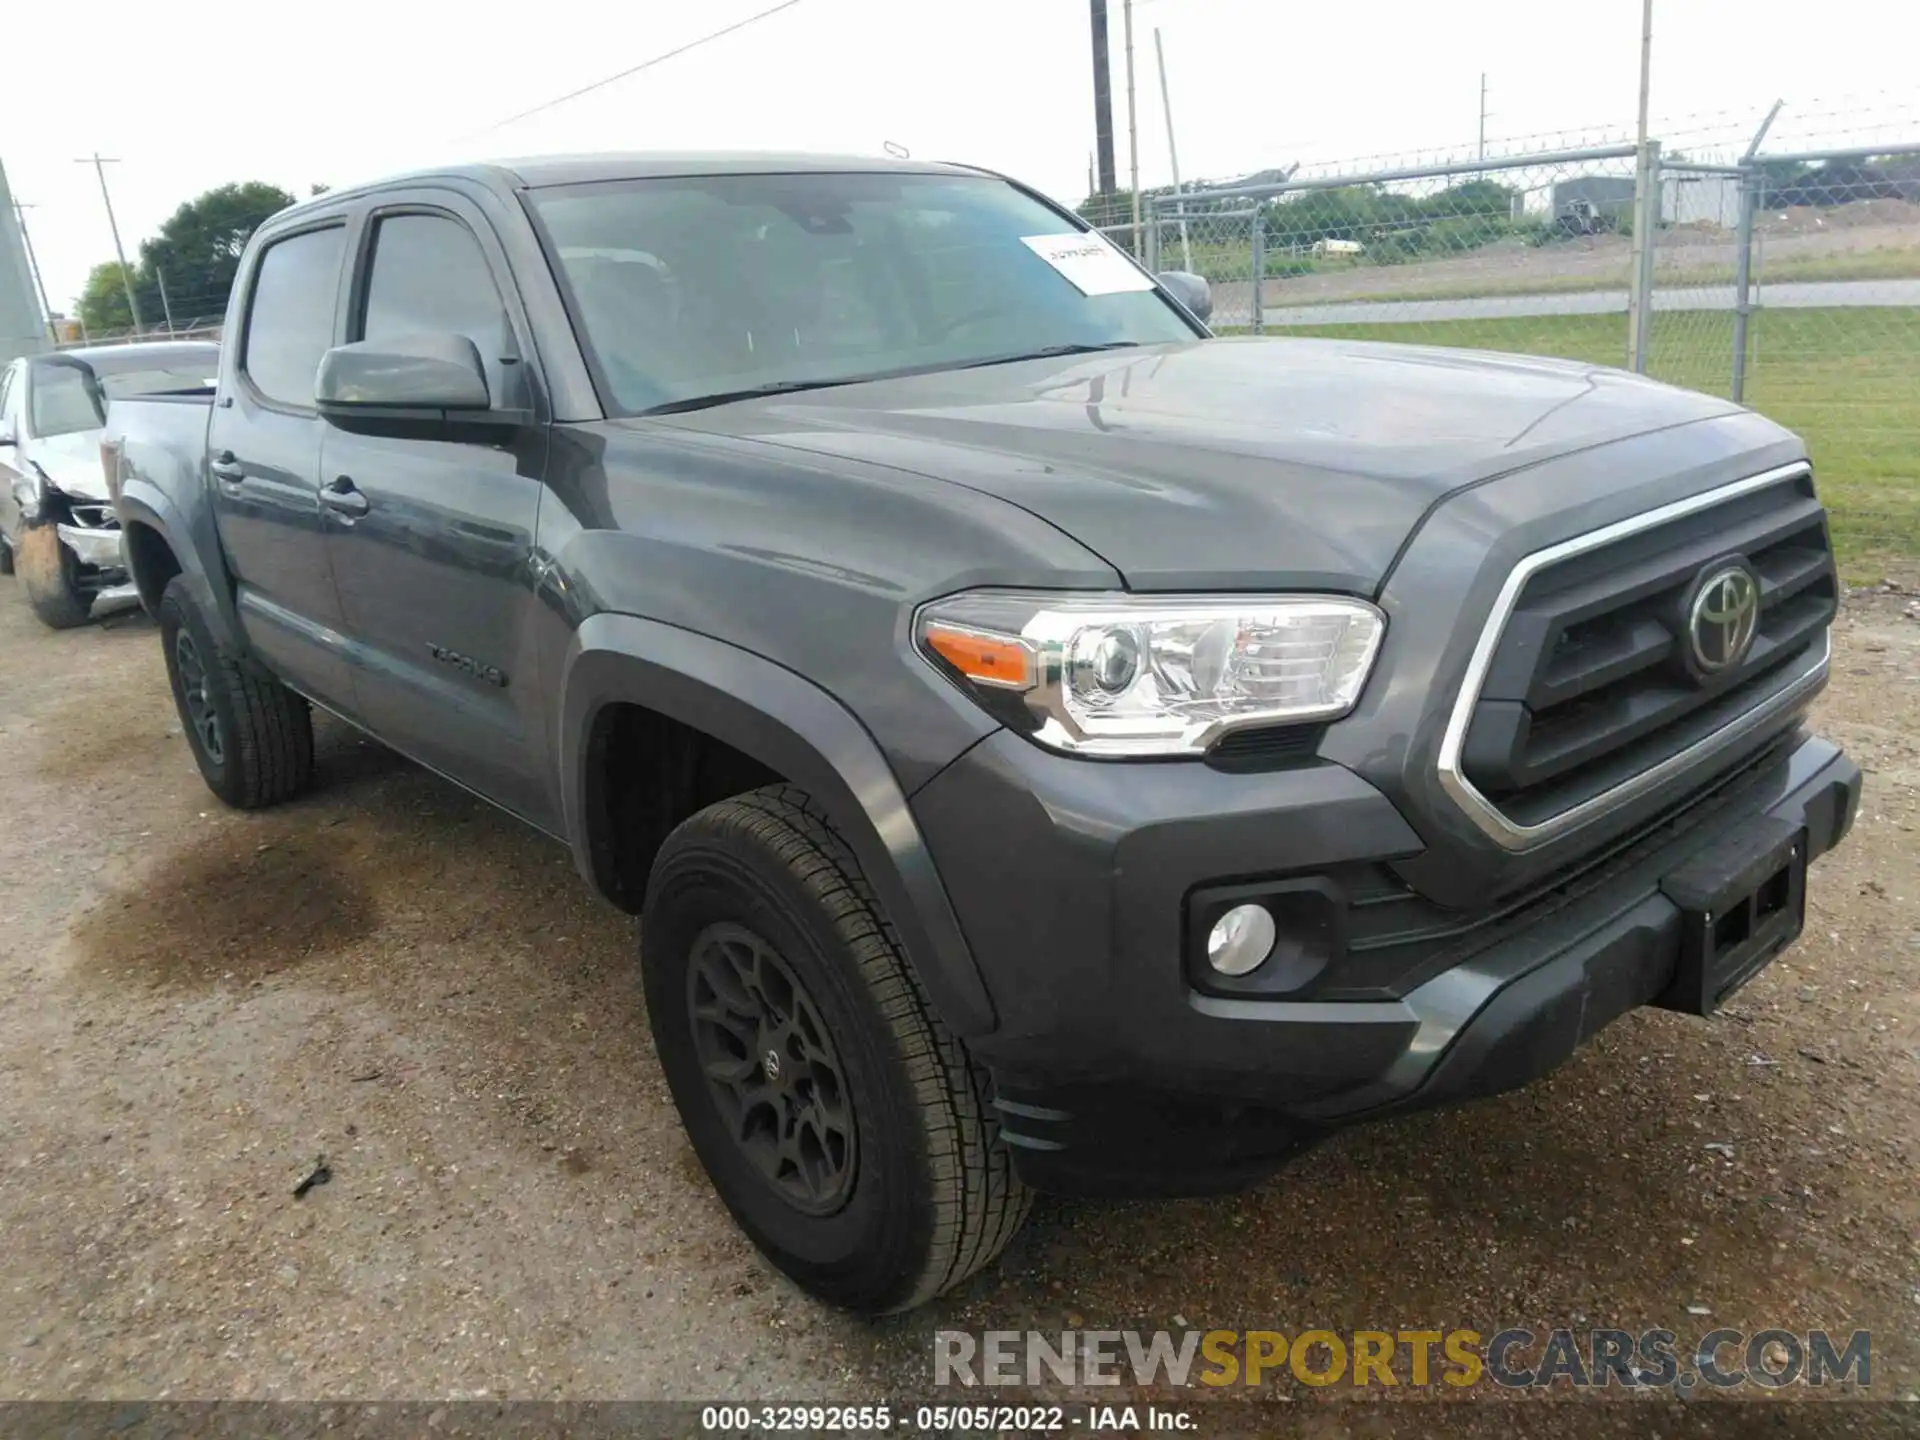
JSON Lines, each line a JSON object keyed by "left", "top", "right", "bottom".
{"left": 1687, "top": 563, "right": 1760, "bottom": 675}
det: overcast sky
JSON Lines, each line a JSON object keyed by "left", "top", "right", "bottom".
{"left": 7, "top": 0, "right": 1918, "bottom": 313}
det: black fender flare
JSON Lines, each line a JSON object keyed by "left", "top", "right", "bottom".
{"left": 557, "top": 612, "right": 997, "bottom": 1038}
{"left": 115, "top": 478, "right": 241, "bottom": 648}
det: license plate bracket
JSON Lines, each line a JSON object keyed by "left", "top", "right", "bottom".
{"left": 1654, "top": 815, "right": 1807, "bottom": 1016}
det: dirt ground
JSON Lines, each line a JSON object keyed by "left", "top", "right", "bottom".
{"left": 0, "top": 580, "right": 1916, "bottom": 1422}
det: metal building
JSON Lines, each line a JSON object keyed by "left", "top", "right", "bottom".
{"left": 1, "top": 158, "right": 51, "bottom": 365}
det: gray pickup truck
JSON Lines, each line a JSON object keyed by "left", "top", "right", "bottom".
{"left": 104, "top": 153, "right": 1859, "bottom": 1314}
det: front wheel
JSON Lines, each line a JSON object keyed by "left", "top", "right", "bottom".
{"left": 642, "top": 785, "right": 1030, "bottom": 1313}
{"left": 158, "top": 575, "right": 315, "bottom": 808}
{"left": 15, "top": 527, "right": 90, "bottom": 629}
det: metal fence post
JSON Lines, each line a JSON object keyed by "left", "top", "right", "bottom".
{"left": 1251, "top": 205, "right": 1265, "bottom": 335}
{"left": 1626, "top": 138, "right": 1661, "bottom": 373}
{"left": 155, "top": 267, "right": 178, "bottom": 337}
{"left": 1730, "top": 171, "right": 1757, "bottom": 403}
{"left": 1145, "top": 194, "right": 1160, "bottom": 273}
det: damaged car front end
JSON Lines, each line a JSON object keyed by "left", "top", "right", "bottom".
{"left": 1, "top": 343, "right": 217, "bottom": 628}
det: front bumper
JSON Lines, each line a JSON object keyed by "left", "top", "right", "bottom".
{"left": 910, "top": 729, "right": 1859, "bottom": 1198}
{"left": 55, "top": 521, "right": 126, "bottom": 572}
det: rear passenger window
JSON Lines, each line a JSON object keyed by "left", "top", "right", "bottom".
{"left": 359, "top": 213, "right": 512, "bottom": 404}
{"left": 243, "top": 226, "right": 346, "bottom": 408}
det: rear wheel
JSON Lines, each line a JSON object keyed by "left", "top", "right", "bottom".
{"left": 643, "top": 785, "right": 1030, "bottom": 1313}
{"left": 16, "top": 527, "right": 90, "bottom": 629}
{"left": 158, "top": 575, "right": 314, "bottom": 808}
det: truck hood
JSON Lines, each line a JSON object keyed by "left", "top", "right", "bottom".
{"left": 660, "top": 337, "right": 1750, "bottom": 592}
{"left": 22, "top": 430, "right": 110, "bottom": 502}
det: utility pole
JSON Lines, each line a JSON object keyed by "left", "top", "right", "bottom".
{"left": 1153, "top": 29, "right": 1191, "bottom": 272}
{"left": 1478, "top": 73, "right": 1488, "bottom": 162}
{"left": 76, "top": 153, "right": 143, "bottom": 333}
{"left": 1089, "top": 2, "right": 1117, "bottom": 208}
{"left": 1626, "top": 0, "right": 1656, "bottom": 371}
{"left": 1635, "top": 0, "right": 1654, "bottom": 151}
{"left": 10, "top": 200, "right": 61, "bottom": 345}
{"left": 1123, "top": 0, "right": 1141, "bottom": 256}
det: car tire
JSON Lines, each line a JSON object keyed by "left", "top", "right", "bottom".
{"left": 16, "top": 527, "right": 91, "bottom": 629}
{"left": 0, "top": 537, "right": 14, "bottom": 576}
{"left": 642, "top": 784, "right": 1030, "bottom": 1314}
{"left": 158, "top": 574, "right": 314, "bottom": 809}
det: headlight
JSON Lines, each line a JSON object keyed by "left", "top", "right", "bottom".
{"left": 915, "top": 591, "right": 1385, "bottom": 757}
{"left": 13, "top": 467, "right": 49, "bottom": 523}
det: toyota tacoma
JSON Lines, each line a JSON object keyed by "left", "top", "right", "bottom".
{"left": 102, "top": 154, "right": 1859, "bottom": 1314}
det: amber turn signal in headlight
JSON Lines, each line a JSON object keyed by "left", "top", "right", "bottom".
{"left": 915, "top": 591, "right": 1385, "bottom": 757}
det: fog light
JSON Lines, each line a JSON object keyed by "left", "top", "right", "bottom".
{"left": 1207, "top": 903, "right": 1276, "bottom": 976}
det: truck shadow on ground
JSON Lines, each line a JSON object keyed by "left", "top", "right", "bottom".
{"left": 58, "top": 707, "right": 1912, "bottom": 1386}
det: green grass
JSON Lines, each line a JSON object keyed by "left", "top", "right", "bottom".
{"left": 1253, "top": 308, "right": 1920, "bottom": 581}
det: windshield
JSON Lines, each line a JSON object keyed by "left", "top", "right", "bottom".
{"left": 29, "top": 355, "right": 219, "bottom": 438}
{"left": 528, "top": 171, "right": 1198, "bottom": 414}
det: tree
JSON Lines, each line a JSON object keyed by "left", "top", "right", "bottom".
{"left": 1423, "top": 179, "right": 1517, "bottom": 218}
{"left": 136, "top": 181, "right": 296, "bottom": 326}
{"left": 77, "top": 261, "right": 139, "bottom": 335}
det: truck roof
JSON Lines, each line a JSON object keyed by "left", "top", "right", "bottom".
{"left": 280, "top": 152, "right": 983, "bottom": 219}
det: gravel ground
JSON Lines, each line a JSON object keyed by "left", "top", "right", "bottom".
{"left": 0, "top": 581, "right": 1915, "bottom": 1423}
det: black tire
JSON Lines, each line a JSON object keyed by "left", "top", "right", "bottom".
{"left": 16, "top": 527, "right": 91, "bottom": 629}
{"left": 0, "top": 537, "right": 14, "bottom": 576}
{"left": 158, "top": 574, "right": 314, "bottom": 809}
{"left": 643, "top": 785, "right": 1030, "bottom": 1313}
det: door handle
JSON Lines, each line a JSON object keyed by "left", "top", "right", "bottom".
{"left": 321, "top": 476, "right": 370, "bottom": 518}
{"left": 209, "top": 451, "right": 246, "bottom": 483}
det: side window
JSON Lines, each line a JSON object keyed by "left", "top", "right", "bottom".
{"left": 359, "top": 213, "right": 512, "bottom": 405}
{"left": 0, "top": 364, "right": 16, "bottom": 426}
{"left": 243, "top": 226, "right": 347, "bottom": 408}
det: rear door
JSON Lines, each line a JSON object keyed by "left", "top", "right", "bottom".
{"left": 318, "top": 191, "right": 554, "bottom": 828}
{"left": 209, "top": 218, "right": 359, "bottom": 714}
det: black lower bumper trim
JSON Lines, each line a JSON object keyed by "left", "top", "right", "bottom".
{"left": 996, "top": 737, "right": 1860, "bottom": 1198}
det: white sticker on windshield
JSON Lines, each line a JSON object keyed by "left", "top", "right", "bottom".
{"left": 1020, "top": 233, "right": 1156, "bottom": 296}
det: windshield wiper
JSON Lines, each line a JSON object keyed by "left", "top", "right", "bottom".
{"left": 643, "top": 377, "right": 867, "bottom": 416}
{"left": 954, "top": 341, "right": 1143, "bottom": 371}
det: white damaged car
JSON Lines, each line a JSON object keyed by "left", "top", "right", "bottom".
{"left": 0, "top": 342, "right": 219, "bottom": 628}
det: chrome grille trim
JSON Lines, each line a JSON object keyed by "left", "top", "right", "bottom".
{"left": 1436, "top": 462, "right": 1829, "bottom": 852}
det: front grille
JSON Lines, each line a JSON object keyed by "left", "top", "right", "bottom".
{"left": 65, "top": 502, "right": 117, "bottom": 530}
{"left": 1453, "top": 466, "right": 1834, "bottom": 832}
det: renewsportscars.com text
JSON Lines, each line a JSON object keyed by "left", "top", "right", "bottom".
{"left": 933, "top": 1327, "right": 1872, "bottom": 1391}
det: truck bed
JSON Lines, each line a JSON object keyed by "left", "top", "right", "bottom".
{"left": 101, "top": 393, "right": 214, "bottom": 516}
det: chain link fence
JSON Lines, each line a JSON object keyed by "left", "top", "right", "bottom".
{"left": 1120, "top": 110, "right": 1918, "bottom": 579}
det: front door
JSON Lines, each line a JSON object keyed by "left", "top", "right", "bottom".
{"left": 209, "top": 219, "right": 359, "bottom": 715}
{"left": 319, "top": 196, "right": 554, "bottom": 828}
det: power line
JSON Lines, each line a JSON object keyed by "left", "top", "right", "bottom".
{"left": 473, "top": 0, "right": 805, "bottom": 136}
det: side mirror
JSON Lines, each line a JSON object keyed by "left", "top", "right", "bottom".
{"left": 1156, "top": 270, "right": 1212, "bottom": 324}
{"left": 316, "top": 332, "right": 491, "bottom": 413}
{"left": 0, "top": 420, "right": 14, "bottom": 448}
